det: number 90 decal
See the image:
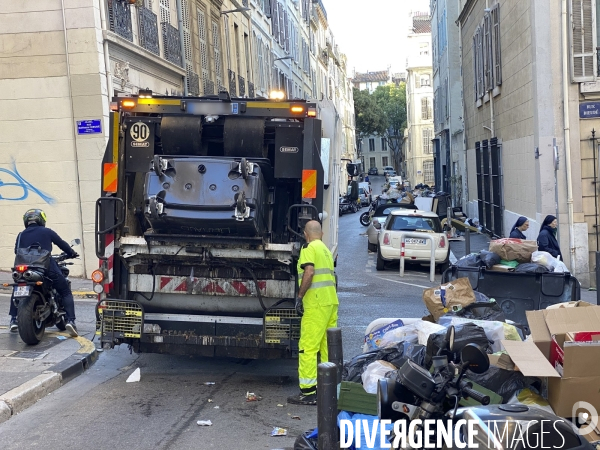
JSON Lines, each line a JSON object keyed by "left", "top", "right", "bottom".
{"left": 130, "top": 122, "right": 150, "bottom": 142}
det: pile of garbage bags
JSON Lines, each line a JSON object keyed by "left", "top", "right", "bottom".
{"left": 457, "top": 239, "right": 570, "bottom": 273}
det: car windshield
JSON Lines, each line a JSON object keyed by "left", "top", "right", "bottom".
{"left": 388, "top": 215, "right": 442, "bottom": 233}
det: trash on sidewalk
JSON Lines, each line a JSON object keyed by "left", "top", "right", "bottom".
{"left": 126, "top": 368, "right": 141, "bottom": 383}
{"left": 197, "top": 420, "right": 213, "bottom": 426}
{"left": 276, "top": 404, "right": 284, "bottom": 407}
{"left": 291, "top": 415, "right": 301, "bottom": 420}
{"left": 207, "top": 399, "right": 213, "bottom": 403}
{"left": 214, "top": 406, "right": 220, "bottom": 409}
{"left": 361, "top": 360, "right": 396, "bottom": 394}
{"left": 246, "top": 392, "right": 262, "bottom": 401}
{"left": 489, "top": 238, "right": 537, "bottom": 263}
{"left": 56, "top": 336, "right": 67, "bottom": 340}
{"left": 422, "top": 278, "right": 476, "bottom": 321}
{"left": 271, "top": 427, "right": 287, "bottom": 436}
{"left": 203, "top": 382, "right": 215, "bottom": 385}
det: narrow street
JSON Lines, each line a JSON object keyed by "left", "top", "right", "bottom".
{"left": 0, "top": 178, "right": 445, "bottom": 449}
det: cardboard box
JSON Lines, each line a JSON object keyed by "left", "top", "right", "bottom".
{"left": 488, "top": 352, "right": 517, "bottom": 370}
{"left": 489, "top": 264, "right": 515, "bottom": 272}
{"left": 546, "top": 300, "right": 595, "bottom": 309}
{"left": 504, "top": 305, "right": 600, "bottom": 418}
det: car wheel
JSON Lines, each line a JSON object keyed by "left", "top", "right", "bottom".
{"left": 376, "top": 247, "right": 385, "bottom": 271}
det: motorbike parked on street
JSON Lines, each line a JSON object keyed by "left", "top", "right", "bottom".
{"left": 339, "top": 194, "right": 358, "bottom": 215}
{"left": 360, "top": 197, "right": 379, "bottom": 226}
{"left": 377, "top": 326, "right": 593, "bottom": 449}
{"left": 9, "top": 239, "right": 80, "bottom": 345}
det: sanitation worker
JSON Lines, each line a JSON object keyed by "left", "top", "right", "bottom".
{"left": 287, "top": 220, "right": 339, "bottom": 406}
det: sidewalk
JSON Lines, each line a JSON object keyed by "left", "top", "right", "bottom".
{"left": 0, "top": 271, "right": 97, "bottom": 424}
{"left": 0, "top": 271, "right": 95, "bottom": 298}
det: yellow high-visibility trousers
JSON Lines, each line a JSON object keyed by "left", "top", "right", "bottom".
{"left": 298, "top": 304, "right": 338, "bottom": 393}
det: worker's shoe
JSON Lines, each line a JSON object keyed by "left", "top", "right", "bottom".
{"left": 287, "top": 392, "right": 317, "bottom": 405}
{"left": 66, "top": 320, "right": 79, "bottom": 337}
{"left": 9, "top": 317, "right": 18, "bottom": 332}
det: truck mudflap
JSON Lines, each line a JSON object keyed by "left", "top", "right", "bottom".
{"left": 97, "top": 299, "right": 301, "bottom": 359}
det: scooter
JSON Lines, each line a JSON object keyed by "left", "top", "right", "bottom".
{"left": 339, "top": 195, "right": 357, "bottom": 215}
{"left": 359, "top": 197, "right": 379, "bottom": 226}
{"left": 377, "top": 326, "right": 594, "bottom": 449}
{"left": 9, "top": 239, "right": 80, "bottom": 345}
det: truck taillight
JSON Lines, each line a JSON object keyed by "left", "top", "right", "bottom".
{"left": 439, "top": 236, "right": 446, "bottom": 248}
{"left": 383, "top": 233, "right": 390, "bottom": 245}
{"left": 91, "top": 269, "right": 104, "bottom": 283}
{"left": 121, "top": 99, "right": 136, "bottom": 109}
{"left": 291, "top": 105, "right": 304, "bottom": 114}
{"left": 307, "top": 107, "right": 317, "bottom": 117}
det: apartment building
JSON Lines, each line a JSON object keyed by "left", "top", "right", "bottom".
{"left": 404, "top": 12, "right": 434, "bottom": 187}
{"left": 0, "top": 0, "right": 355, "bottom": 276}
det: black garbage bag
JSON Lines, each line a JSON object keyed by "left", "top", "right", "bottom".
{"left": 480, "top": 250, "right": 502, "bottom": 269}
{"left": 464, "top": 366, "right": 540, "bottom": 403}
{"left": 342, "top": 351, "right": 379, "bottom": 383}
{"left": 473, "top": 291, "right": 491, "bottom": 303}
{"left": 425, "top": 323, "right": 492, "bottom": 368}
{"left": 446, "top": 301, "right": 506, "bottom": 322}
{"left": 515, "top": 263, "right": 550, "bottom": 274}
{"left": 456, "top": 253, "right": 482, "bottom": 268}
{"left": 294, "top": 429, "right": 318, "bottom": 450}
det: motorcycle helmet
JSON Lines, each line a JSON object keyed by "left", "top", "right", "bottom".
{"left": 23, "top": 209, "right": 47, "bottom": 227}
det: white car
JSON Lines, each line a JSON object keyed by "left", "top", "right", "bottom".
{"left": 375, "top": 209, "right": 450, "bottom": 272}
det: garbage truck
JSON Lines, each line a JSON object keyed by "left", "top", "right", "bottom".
{"left": 93, "top": 92, "right": 342, "bottom": 359}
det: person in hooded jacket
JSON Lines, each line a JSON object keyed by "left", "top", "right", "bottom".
{"left": 537, "top": 215, "right": 563, "bottom": 261}
{"left": 509, "top": 216, "right": 529, "bottom": 239}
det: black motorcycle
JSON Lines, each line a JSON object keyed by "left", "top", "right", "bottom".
{"left": 9, "top": 239, "right": 80, "bottom": 345}
{"left": 378, "top": 326, "right": 594, "bottom": 449}
{"left": 339, "top": 195, "right": 357, "bottom": 216}
{"left": 359, "top": 197, "right": 379, "bottom": 226}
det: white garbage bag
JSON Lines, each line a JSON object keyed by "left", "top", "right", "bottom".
{"left": 361, "top": 360, "right": 397, "bottom": 394}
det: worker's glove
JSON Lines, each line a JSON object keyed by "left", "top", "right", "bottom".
{"left": 295, "top": 297, "right": 304, "bottom": 317}
{"left": 71, "top": 252, "right": 80, "bottom": 259}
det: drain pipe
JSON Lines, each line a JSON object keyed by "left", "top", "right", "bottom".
{"left": 176, "top": 0, "right": 188, "bottom": 95}
{"left": 561, "top": 0, "right": 576, "bottom": 273}
{"left": 99, "top": 0, "right": 113, "bottom": 98}
{"left": 457, "top": 17, "right": 469, "bottom": 212}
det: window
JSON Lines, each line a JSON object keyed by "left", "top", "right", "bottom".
{"left": 420, "top": 74, "right": 430, "bottom": 86}
{"left": 570, "top": 0, "right": 596, "bottom": 81}
{"left": 423, "top": 128, "right": 433, "bottom": 154}
{"left": 382, "top": 156, "right": 389, "bottom": 167}
{"left": 473, "top": 3, "right": 502, "bottom": 100}
{"left": 420, "top": 42, "right": 429, "bottom": 56}
{"left": 369, "top": 138, "right": 375, "bottom": 151}
{"left": 421, "top": 97, "right": 432, "bottom": 120}
{"left": 370, "top": 157, "right": 376, "bottom": 168}
{"left": 381, "top": 138, "right": 387, "bottom": 151}
{"left": 423, "top": 161, "right": 434, "bottom": 184}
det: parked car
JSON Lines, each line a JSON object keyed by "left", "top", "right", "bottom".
{"left": 366, "top": 202, "right": 416, "bottom": 252}
{"left": 368, "top": 167, "right": 379, "bottom": 176}
{"left": 382, "top": 165, "right": 394, "bottom": 173}
{"left": 375, "top": 209, "right": 450, "bottom": 273}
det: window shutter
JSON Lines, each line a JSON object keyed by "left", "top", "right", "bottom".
{"left": 570, "top": 0, "right": 596, "bottom": 81}
{"left": 271, "top": 0, "right": 279, "bottom": 42}
{"left": 483, "top": 13, "right": 493, "bottom": 90}
{"left": 476, "top": 26, "right": 484, "bottom": 98}
{"left": 492, "top": 3, "right": 502, "bottom": 86}
{"left": 421, "top": 97, "right": 428, "bottom": 120}
{"left": 415, "top": 75, "right": 421, "bottom": 88}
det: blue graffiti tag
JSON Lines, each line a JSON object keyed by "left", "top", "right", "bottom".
{"left": 0, "top": 160, "right": 55, "bottom": 204}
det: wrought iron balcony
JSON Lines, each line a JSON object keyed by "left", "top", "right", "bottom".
{"left": 162, "top": 22, "right": 182, "bottom": 66}
{"left": 138, "top": 6, "right": 159, "bottom": 55}
{"left": 187, "top": 68, "right": 200, "bottom": 96}
{"left": 315, "top": 0, "right": 327, "bottom": 20}
{"left": 204, "top": 79, "right": 215, "bottom": 95}
{"left": 228, "top": 69, "right": 237, "bottom": 97}
{"left": 248, "top": 81, "right": 255, "bottom": 98}
{"left": 218, "top": 84, "right": 227, "bottom": 94}
{"left": 108, "top": 0, "right": 133, "bottom": 42}
{"left": 238, "top": 75, "right": 246, "bottom": 97}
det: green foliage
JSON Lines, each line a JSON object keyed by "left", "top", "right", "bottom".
{"left": 353, "top": 83, "right": 407, "bottom": 155}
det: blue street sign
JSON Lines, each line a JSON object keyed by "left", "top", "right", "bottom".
{"left": 580, "top": 102, "right": 600, "bottom": 119}
{"left": 77, "top": 119, "right": 102, "bottom": 134}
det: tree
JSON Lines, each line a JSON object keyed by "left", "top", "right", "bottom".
{"left": 353, "top": 83, "right": 407, "bottom": 170}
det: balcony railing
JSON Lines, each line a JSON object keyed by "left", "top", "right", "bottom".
{"left": 248, "top": 81, "right": 255, "bottom": 98}
{"left": 138, "top": 6, "right": 159, "bottom": 55}
{"left": 228, "top": 69, "right": 237, "bottom": 97}
{"left": 238, "top": 75, "right": 246, "bottom": 97}
{"left": 162, "top": 22, "right": 182, "bottom": 66}
{"left": 108, "top": 0, "right": 133, "bottom": 41}
{"left": 204, "top": 79, "right": 215, "bottom": 95}
{"left": 187, "top": 68, "right": 200, "bottom": 96}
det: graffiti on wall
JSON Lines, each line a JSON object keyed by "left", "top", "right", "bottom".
{"left": 0, "top": 160, "right": 55, "bottom": 204}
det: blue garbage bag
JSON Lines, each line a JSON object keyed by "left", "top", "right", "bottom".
{"left": 338, "top": 411, "right": 394, "bottom": 449}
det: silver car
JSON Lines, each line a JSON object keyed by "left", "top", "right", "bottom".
{"left": 366, "top": 203, "right": 416, "bottom": 252}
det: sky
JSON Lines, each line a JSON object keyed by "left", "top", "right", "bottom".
{"left": 323, "top": 0, "right": 431, "bottom": 76}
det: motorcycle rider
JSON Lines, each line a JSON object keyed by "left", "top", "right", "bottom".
{"left": 9, "top": 209, "right": 79, "bottom": 337}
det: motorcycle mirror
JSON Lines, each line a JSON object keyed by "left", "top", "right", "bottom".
{"left": 377, "top": 378, "right": 408, "bottom": 422}
{"left": 461, "top": 344, "right": 490, "bottom": 374}
{"left": 71, "top": 239, "right": 81, "bottom": 246}
{"left": 446, "top": 326, "right": 455, "bottom": 352}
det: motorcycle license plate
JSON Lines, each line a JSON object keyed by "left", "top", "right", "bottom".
{"left": 13, "top": 285, "right": 31, "bottom": 297}
{"left": 405, "top": 238, "right": 426, "bottom": 245}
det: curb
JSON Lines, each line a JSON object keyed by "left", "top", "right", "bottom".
{"left": 0, "top": 334, "right": 97, "bottom": 424}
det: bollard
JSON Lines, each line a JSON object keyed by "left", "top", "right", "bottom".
{"left": 327, "top": 328, "right": 343, "bottom": 385}
{"left": 317, "top": 362, "right": 338, "bottom": 450}
{"left": 465, "top": 228, "right": 471, "bottom": 256}
{"left": 596, "top": 252, "right": 600, "bottom": 305}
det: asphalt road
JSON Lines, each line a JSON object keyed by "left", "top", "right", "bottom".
{"left": 0, "top": 178, "right": 445, "bottom": 449}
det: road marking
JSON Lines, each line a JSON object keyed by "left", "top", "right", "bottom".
{"left": 374, "top": 276, "right": 431, "bottom": 289}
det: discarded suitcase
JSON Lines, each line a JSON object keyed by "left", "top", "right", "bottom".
{"left": 144, "top": 156, "right": 269, "bottom": 236}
